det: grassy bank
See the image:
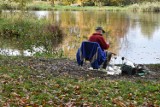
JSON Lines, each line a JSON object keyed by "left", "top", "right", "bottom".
{"left": 0, "top": 1, "right": 124, "bottom": 11}
{"left": 1, "top": 1, "right": 160, "bottom": 12}
{"left": 0, "top": 56, "right": 160, "bottom": 106}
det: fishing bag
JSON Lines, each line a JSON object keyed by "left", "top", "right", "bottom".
{"left": 121, "top": 64, "right": 136, "bottom": 75}
{"left": 121, "top": 64, "right": 149, "bottom": 76}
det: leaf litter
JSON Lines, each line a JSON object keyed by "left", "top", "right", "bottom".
{"left": 0, "top": 57, "right": 160, "bottom": 106}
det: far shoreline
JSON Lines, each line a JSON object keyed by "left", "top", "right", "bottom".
{"left": 0, "top": 1, "right": 160, "bottom": 13}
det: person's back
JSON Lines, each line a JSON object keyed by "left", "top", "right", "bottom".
{"left": 89, "top": 32, "right": 109, "bottom": 50}
{"left": 89, "top": 26, "right": 109, "bottom": 50}
{"left": 88, "top": 26, "right": 112, "bottom": 69}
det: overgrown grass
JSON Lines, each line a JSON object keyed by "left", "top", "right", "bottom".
{"left": 0, "top": 56, "right": 160, "bottom": 106}
{"left": 0, "top": 15, "right": 65, "bottom": 57}
{"left": 49, "top": 5, "right": 124, "bottom": 11}
{"left": 0, "top": 9, "right": 1, "bottom": 13}
{"left": 1, "top": 1, "right": 160, "bottom": 13}
{"left": 26, "top": 1, "right": 53, "bottom": 10}
{"left": 0, "top": 1, "right": 124, "bottom": 11}
{"left": 1, "top": 1, "right": 160, "bottom": 12}
{"left": 0, "top": 1, "right": 19, "bottom": 10}
{"left": 128, "top": 2, "right": 160, "bottom": 12}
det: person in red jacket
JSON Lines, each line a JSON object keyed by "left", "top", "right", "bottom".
{"left": 89, "top": 26, "right": 112, "bottom": 69}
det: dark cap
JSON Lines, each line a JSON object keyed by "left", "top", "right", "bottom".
{"left": 95, "top": 26, "right": 105, "bottom": 33}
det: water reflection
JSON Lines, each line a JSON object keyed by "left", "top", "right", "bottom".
{"left": 34, "top": 11, "right": 49, "bottom": 19}
{"left": 0, "top": 11, "right": 160, "bottom": 64}
{"left": 0, "top": 47, "right": 44, "bottom": 56}
{"left": 118, "top": 26, "right": 160, "bottom": 64}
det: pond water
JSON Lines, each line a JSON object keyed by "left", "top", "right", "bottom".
{"left": 1, "top": 10, "right": 160, "bottom": 64}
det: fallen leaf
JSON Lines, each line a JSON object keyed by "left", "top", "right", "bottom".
{"left": 112, "top": 98, "right": 127, "bottom": 107}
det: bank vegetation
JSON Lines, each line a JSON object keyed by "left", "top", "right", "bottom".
{"left": 0, "top": 14, "right": 65, "bottom": 57}
{"left": 0, "top": 0, "right": 160, "bottom": 12}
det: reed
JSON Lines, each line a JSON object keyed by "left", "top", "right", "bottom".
{"left": 128, "top": 2, "right": 160, "bottom": 12}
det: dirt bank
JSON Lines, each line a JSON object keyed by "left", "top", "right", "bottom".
{"left": 2, "top": 57, "right": 160, "bottom": 81}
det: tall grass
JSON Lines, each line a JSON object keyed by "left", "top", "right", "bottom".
{"left": 26, "top": 1, "right": 160, "bottom": 12}
{"left": 1, "top": 0, "right": 160, "bottom": 12}
{"left": 128, "top": 2, "right": 160, "bottom": 12}
{"left": 0, "top": 14, "right": 64, "bottom": 57}
{"left": 0, "top": 3, "right": 2, "bottom": 13}
{"left": 26, "top": 1, "right": 53, "bottom": 10}
{"left": 0, "top": 1, "right": 19, "bottom": 10}
{"left": 0, "top": 0, "right": 122, "bottom": 11}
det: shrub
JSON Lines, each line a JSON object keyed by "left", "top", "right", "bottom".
{"left": 82, "top": 1, "right": 95, "bottom": 6}
{"left": 37, "top": 24, "right": 64, "bottom": 52}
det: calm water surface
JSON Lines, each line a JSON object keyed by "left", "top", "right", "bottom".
{"left": 1, "top": 10, "right": 160, "bottom": 64}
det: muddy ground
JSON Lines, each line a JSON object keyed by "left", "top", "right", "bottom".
{"left": 3, "top": 57, "right": 159, "bottom": 81}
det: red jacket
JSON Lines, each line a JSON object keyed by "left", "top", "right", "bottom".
{"left": 88, "top": 33, "right": 109, "bottom": 50}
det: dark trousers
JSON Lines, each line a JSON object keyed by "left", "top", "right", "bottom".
{"left": 102, "top": 51, "right": 112, "bottom": 69}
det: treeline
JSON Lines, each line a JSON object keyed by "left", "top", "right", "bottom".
{"left": 1, "top": 0, "right": 160, "bottom": 7}
{"left": 47, "top": 0, "right": 160, "bottom": 6}
{"left": 0, "top": 0, "right": 160, "bottom": 12}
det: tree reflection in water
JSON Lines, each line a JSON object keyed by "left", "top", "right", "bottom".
{"left": 0, "top": 11, "right": 160, "bottom": 64}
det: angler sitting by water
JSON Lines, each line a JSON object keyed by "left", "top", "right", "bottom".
{"left": 88, "top": 26, "right": 113, "bottom": 69}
